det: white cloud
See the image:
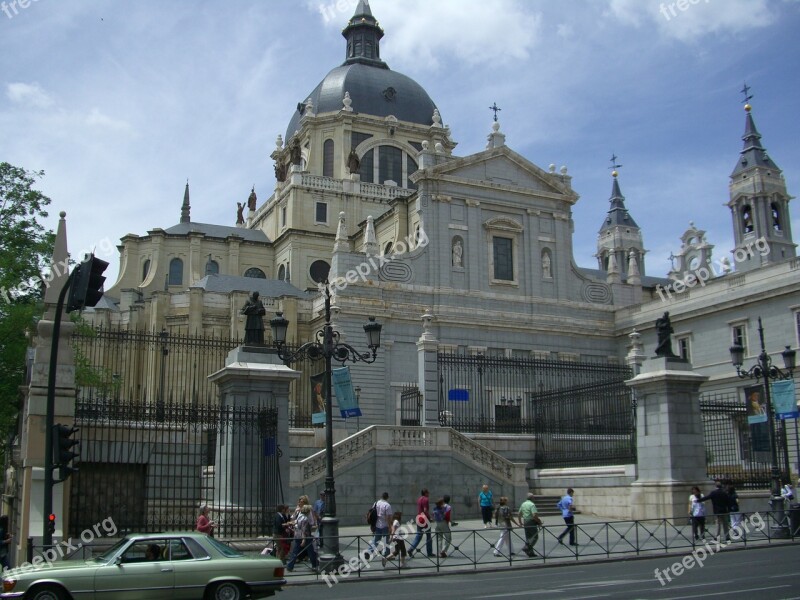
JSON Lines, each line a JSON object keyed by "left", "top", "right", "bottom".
{"left": 85, "top": 108, "right": 133, "bottom": 133}
{"left": 6, "top": 82, "right": 55, "bottom": 109}
{"left": 608, "top": 0, "right": 778, "bottom": 42}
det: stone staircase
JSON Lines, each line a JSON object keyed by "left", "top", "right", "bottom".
{"left": 531, "top": 495, "right": 563, "bottom": 516}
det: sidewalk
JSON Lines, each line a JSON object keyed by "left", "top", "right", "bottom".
{"left": 280, "top": 512, "right": 798, "bottom": 586}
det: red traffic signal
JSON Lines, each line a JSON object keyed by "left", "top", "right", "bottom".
{"left": 46, "top": 513, "right": 56, "bottom": 535}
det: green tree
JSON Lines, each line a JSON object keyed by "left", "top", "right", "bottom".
{"left": 0, "top": 162, "right": 55, "bottom": 450}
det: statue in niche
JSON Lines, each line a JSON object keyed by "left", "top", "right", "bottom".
{"left": 654, "top": 311, "right": 678, "bottom": 358}
{"left": 236, "top": 202, "right": 244, "bottom": 225}
{"left": 347, "top": 149, "right": 361, "bottom": 174}
{"left": 289, "top": 138, "right": 302, "bottom": 166}
{"left": 542, "top": 252, "right": 551, "bottom": 278}
{"left": 452, "top": 239, "right": 463, "bottom": 267}
{"left": 241, "top": 291, "right": 266, "bottom": 346}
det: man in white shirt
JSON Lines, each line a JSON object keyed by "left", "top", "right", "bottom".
{"left": 366, "top": 492, "right": 393, "bottom": 558}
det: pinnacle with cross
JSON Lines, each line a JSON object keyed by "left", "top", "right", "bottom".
{"left": 741, "top": 82, "right": 753, "bottom": 105}
{"left": 609, "top": 154, "right": 623, "bottom": 175}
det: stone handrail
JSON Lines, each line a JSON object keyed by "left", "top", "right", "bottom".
{"left": 293, "top": 426, "right": 526, "bottom": 486}
{"left": 300, "top": 174, "right": 343, "bottom": 192}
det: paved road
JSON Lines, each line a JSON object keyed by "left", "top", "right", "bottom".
{"left": 278, "top": 544, "right": 800, "bottom": 599}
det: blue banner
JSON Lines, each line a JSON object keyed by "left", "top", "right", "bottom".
{"left": 773, "top": 380, "right": 798, "bottom": 420}
{"left": 448, "top": 389, "right": 469, "bottom": 402}
{"left": 333, "top": 367, "right": 362, "bottom": 418}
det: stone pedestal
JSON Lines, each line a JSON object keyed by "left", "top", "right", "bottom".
{"left": 208, "top": 347, "right": 299, "bottom": 536}
{"left": 417, "top": 311, "right": 439, "bottom": 427}
{"left": 626, "top": 357, "right": 710, "bottom": 520}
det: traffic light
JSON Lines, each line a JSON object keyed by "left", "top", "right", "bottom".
{"left": 66, "top": 254, "right": 109, "bottom": 313}
{"left": 46, "top": 513, "right": 56, "bottom": 536}
{"left": 52, "top": 423, "right": 79, "bottom": 482}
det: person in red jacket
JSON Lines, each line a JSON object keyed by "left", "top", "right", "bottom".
{"left": 196, "top": 504, "right": 215, "bottom": 536}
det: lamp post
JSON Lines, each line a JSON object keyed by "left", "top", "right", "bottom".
{"left": 729, "top": 316, "right": 796, "bottom": 533}
{"left": 270, "top": 282, "right": 381, "bottom": 570}
{"left": 353, "top": 386, "right": 361, "bottom": 431}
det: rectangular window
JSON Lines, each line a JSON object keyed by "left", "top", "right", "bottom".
{"left": 280, "top": 206, "right": 287, "bottom": 228}
{"left": 322, "top": 139, "right": 334, "bottom": 177}
{"left": 677, "top": 337, "right": 691, "bottom": 361}
{"left": 360, "top": 149, "right": 374, "bottom": 183}
{"left": 732, "top": 324, "right": 747, "bottom": 354}
{"left": 493, "top": 237, "right": 513, "bottom": 281}
{"left": 315, "top": 202, "right": 327, "bottom": 224}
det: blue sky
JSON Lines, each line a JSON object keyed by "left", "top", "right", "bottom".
{"left": 2, "top": 0, "right": 799, "bottom": 286}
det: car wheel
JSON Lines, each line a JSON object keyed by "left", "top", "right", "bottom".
{"left": 27, "top": 585, "right": 67, "bottom": 600}
{"left": 210, "top": 581, "right": 244, "bottom": 600}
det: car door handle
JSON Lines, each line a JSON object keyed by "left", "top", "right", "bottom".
{"left": 161, "top": 568, "right": 173, "bottom": 573}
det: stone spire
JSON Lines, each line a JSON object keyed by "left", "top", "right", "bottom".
{"left": 627, "top": 249, "right": 641, "bottom": 286}
{"left": 44, "top": 211, "right": 70, "bottom": 306}
{"left": 333, "top": 211, "right": 352, "bottom": 253}
{"left": 597, "top": 161, "right": 645, "bottom": 279}
{"left": 342, "top": 0, "right": 387, "bottom": 68}
{"left": 606, "top": 252, "right": 621, "bottom": 284}
{"left": 363, "top": 215, "right": 378, "bottom": 256}
{"left": 180, "top": 181, "right": 191, "bottom": 223}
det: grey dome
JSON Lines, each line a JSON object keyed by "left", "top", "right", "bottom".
{"left": 285, "top": 1, "right": 438, "bottom": 140}
{"left": 286, "top": 63, "right": 438, "bottom": 139}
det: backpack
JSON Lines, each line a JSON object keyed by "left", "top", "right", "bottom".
{"left": 498, "top": 505, "right": 511, "bottom": 523}
{"left": 366, "top": 503, "right": 378, "bottom": 532}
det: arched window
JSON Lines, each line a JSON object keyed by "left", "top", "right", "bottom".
{"left": 277, "top": 265, "right": 286, "bottom": 281}
{"left": 406, "top": 154, "right": 418, "bottom": 190}
{"left": 379, "top": 145, "right": 403, "bottom": 184}
{"left": 323, "top": 139, "right": 334, "bottom": 177}
{"left": 384, "top": 242, "right": 393, "bottom": 256}
{"left": 359, "top": 149, "right": 374, "bottom": 183}
{"left": 771, "top": 203, "right": 782, "bottom": 231}
{"left": 168, "top": 258, "right": 183, "bottom": 286}
{"left": 244, "top": 267, "right": 266, "bottom": 279}
{"left": 742, "top": 206, "right": 754, "bottom": 234}
{"left": 142, "top": 259, "right": 150, "bottom": 282}
{"left": 205, "top": 259, "right": 219, "bottom": 276}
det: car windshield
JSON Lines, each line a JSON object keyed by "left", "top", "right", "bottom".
{"left": 94, "top": 538, "right": 130, "bottom": 562}
{"left": 203, "top": 536, "right": 243, "bottom": 558}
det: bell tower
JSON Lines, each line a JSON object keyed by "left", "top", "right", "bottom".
{"left": 728, "top": 86, "right": 795, "bottom": 271}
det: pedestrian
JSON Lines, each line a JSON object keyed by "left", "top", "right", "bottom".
{"left": 196, "top": 504, "right": 215, "bottom": 536}
{"left": 291, "top": 495, "right": 314, "bottom": 561}
{"left": 479, "top": 484, "right": 494, "bottom": 528}
{"left": 286, "top": 504, "right": 318, "bottom": 572}
{"left": 366, "top": 492, "right": 392, "bottom": 558}
{"left": 781, "top": 482, "right": 795, "bottom": 504}
{"left": 556, "top": 488, "right": 577, "bottom": 546}
{"left": 432, "top": 498, "right": 452, "bottom": 558}
{"left": 272, "top": 504, "right": 291, "bottom": 562}
{"left": 699, "top": 480, "right": 730, "bottom": 541}
{"left": 408, "top": 488, "right": 434, "bottom": 558}
{"left": 493, "top": 496, "right": 515, "bottom": 557}
{"left": 516, "top": 492, "right": 541, "bottom": 557}
{"left": 313, "top": 491, "right": 326, "bottom": 545}
{"left": 0, "top": 515, "right": 12, "bottom": 571}
{"left": 726, "top": 482, "right": 743, "bottom": 539}
{"left": 382, "top": 511, "right": 408, "bottom": 568}
{"left": 445, "top": 494, "right": 458, "bottom": 526}
{"left": 688, "top": 486, "right": 707, "bottom": 541}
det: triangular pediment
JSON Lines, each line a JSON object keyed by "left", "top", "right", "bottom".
{"left": 429, "top": 146, "right": 573, "bottom": 197}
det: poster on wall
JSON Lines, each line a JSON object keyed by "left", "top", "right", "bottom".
{"left": 745, "top": 385, "right": 767, "bottom": 425}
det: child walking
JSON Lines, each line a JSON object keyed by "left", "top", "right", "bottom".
{"left": 382, "top": 511, "right": 408, "bottom": 568}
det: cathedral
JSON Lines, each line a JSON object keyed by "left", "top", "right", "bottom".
{"left": 86, "top": 1, "right": 799, "bottom": 491}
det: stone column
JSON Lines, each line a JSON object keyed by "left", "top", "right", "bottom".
{"left": 417, "top": 309, "right": 439, "bottom": 427}
{"left": 208, "top": 347, "right": 299, "bottom": 536}
{"left": 626, "top": 357, "right": 710, "bottom": 520}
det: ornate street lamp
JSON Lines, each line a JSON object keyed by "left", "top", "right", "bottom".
{"left": 270, "top": 282, "right": 381, "bottom": 570}
{"left": 729, "top": 316, "right": 795, "bottom": 533}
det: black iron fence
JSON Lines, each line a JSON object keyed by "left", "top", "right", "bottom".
{"left": 437, "top": 353, "right": 635, "bottom": 468}
{"left": 400, "top": 384, "right": 422, "bottom": 426}
{"left": 72, "top": 326, "right": 323, "bottom": 428}
{"left": 700, "top": 390, "right": 788, "bottom": 490}
{"left": 70, "top": 398, "right": 280, "bottom": 538}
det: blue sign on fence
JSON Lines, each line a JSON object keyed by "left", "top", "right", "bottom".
{"left": 448, "top": 389, "right": 469, "bottom": 401}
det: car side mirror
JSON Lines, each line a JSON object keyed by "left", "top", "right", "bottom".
{"left": 114, "top": 556, "right": 123, "bottom": 566}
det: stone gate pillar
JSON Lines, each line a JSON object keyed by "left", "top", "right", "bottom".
{"left": 626, "top": 356, "right": 710, "bottom": 520}
{"left": 417, "top": 309, "right": 439, "bottom": 427}
{"left": 208, "top": 347, "right": 299, "bottom": 536}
